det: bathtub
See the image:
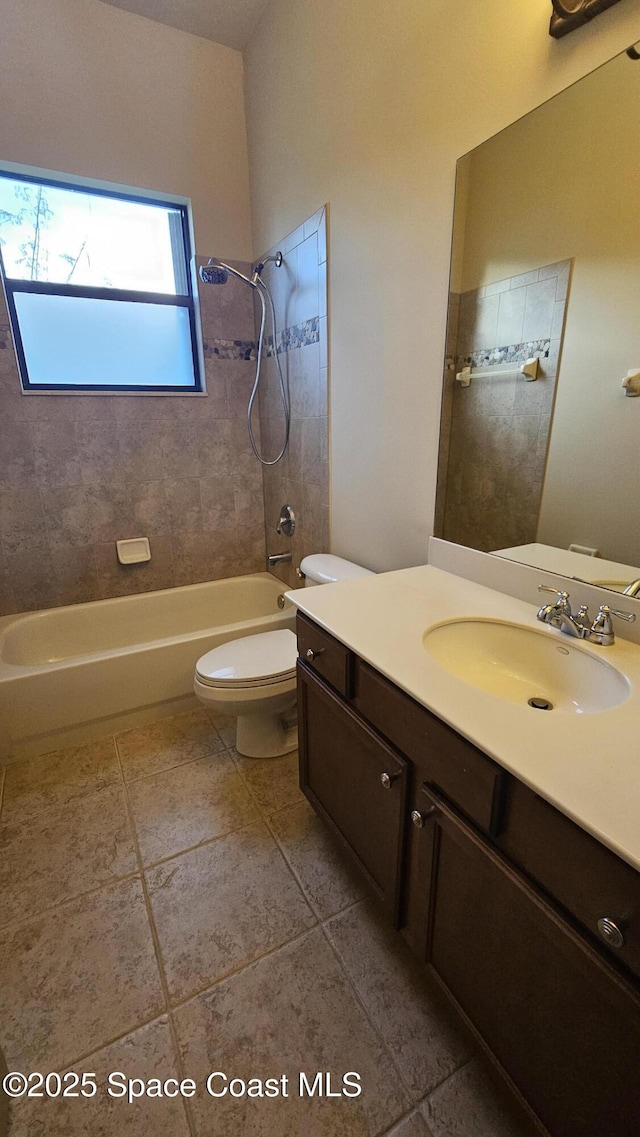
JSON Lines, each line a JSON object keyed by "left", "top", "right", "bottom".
{"left": 0, "top": 573, "right": 297, "bottom": 761}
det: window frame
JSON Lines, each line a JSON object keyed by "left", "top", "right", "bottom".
{"left": 0, "top": 168, "right": 205, "bottom": 395}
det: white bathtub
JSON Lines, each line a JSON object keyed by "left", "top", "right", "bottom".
{"left": 0, "top": 573, "right": 297, "bottom": 761}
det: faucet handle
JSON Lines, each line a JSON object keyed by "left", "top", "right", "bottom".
{"left": 609, "top": 607, "right": 637, "bottom": 623}
{"left": 589, "top": 604, "right": 636, "bottom": 646}
{"left": 538, "top": 585, "right": 571, "bottom": 611}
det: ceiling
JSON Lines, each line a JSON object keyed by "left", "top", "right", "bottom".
{"left": 98, "top": 0, "right": 271, "bottom": 50}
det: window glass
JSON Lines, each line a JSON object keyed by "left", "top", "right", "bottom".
{"left": 0, "top": 170, "right": 203, "bottom": 394}
{"left": 13, "top": 292, "right": 195, "bottom": 389}
{"left": 0, "top": 177, "right": 182, "bottom": 293}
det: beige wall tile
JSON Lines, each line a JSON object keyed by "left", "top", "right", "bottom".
{"left": 32, "top": 420, "right": 82, "bottom": 486}
{"left": 0, "top": 486, "right": 48, "bottom": 555}
{"left": 95, "top": 534, "right": 174, "bottom": 598}
{"left": 5, "top": 549, "right": 61, "bottom": 610}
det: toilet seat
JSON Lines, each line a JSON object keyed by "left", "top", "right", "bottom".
{"left": 195, "top": 629, "right": 297, "bottom": 690}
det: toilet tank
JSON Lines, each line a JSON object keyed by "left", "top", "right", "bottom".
{"left": 300, "top": 554, "right": 374, "bottom": 587}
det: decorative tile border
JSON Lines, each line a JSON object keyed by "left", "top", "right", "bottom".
{"left": 266, "top": 317, "right": 319, "bottom": 357}
{"left": 202, "top": 318, "right": 320, "bottom": 363}
{"left": 457, "top": 339, "right": 551, "bottom": 370}
{"left": 202, "top": 337, "right": 257, "bottom": 361}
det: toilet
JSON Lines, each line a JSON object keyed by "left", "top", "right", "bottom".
{"left": 193, "top": 554, "right": 374, "bottom": 758}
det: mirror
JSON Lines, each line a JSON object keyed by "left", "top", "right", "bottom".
{"left": 435, "top": 47, "right": 640, "bottom": 596}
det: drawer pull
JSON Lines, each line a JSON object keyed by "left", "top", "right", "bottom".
{"left": 411, "top": 806, "right": 437, "bottom": 828}
{"left": 306, "top": 647, "right": 325, "bottom": 662}
{"left": 597, "top": 917, "right": 626, "bottom": 949}
{"left": 381, "top": 771, "right": 400, "bottom": 790}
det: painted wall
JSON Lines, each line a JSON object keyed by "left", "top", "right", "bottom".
{"left": 0, "top": 0, "right": 252, "bottom": 257}
{"left": 244, "top": 0, "right": 640, "bottom": 572}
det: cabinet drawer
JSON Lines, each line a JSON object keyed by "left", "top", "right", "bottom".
{"left": 353, "top": 660, "right": 506, "bottom": 835}
{"left": 297, "top": 613, "right": 352, "bottom": 697}
{"left": 500, "top": 781, "right": 640, "bottom": 981}
{"left": 298, "top": 662, "right": 408, "bottom": 926}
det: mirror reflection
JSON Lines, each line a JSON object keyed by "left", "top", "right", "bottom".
{"left": 435, "top": 49, "right": 640, "bottom": 594}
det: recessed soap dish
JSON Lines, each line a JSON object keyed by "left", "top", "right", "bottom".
{"left": 116, "top": 537, "right": 151, "bottom": 565}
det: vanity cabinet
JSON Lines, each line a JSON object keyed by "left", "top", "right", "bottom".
{"left": 296, "top": 613, "right": 640, "bottom": 1137}
{"left": 297, "top": 661, "right": 408, "bottom": 926}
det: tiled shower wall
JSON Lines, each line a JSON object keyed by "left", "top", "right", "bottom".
{"left": 257, "top": 206, "right": 329, "bottom": 590}
{"left": 437, "top": 260, "right": 570, "bottom": 553}
{"left": 0, "top": 264, "right": 265, "bottom": 614}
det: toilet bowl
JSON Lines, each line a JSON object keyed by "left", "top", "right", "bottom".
{"left": 193, "top": 554, "right": 374, "bottom": 758}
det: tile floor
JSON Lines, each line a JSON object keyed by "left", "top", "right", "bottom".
{"left": 0, "top": 707, "right": 537, "bottom": 1136}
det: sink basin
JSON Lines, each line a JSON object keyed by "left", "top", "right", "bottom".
{"left": 422, "top": 618, "right": 630, "bottom": 714}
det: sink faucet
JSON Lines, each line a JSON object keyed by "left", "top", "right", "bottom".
{"left": 537, "top": 587, "right": 590, "bottom": 638}
{"left": 537, "top": 586, "right": 636, "bottom": 645}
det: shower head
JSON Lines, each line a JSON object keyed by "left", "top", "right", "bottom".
{"left": 199, "top": 261, "right": 229, "bottom": 285}
{"left": 199, "top": 258, "right": 259, "bottom": 288}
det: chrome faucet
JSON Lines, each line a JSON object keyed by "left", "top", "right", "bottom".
{"left": 537, "top": 585, "right": 636, "bottom": 646}
{"left": 622, "top": 579, "right": 640, "bottom": 597}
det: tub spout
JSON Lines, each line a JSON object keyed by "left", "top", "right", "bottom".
{"left": 268, "top": 553, "right": 292, "bottom": 568}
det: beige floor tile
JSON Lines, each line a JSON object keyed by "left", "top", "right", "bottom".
{"left": 7, "top": 1017, "right": 191, "bottom": 1137}
{"left": 385, "top": 1113, "right": 433, "bottom": 1137}
{"left": 204, "top": 707, "right": 236, "bottom": 749}
{"left": 174, "top": 927, "right": 410, "bottom": 1136}
{"left": 0, "top": 784, "right": 136, "bottom": 928}
{"left": 1, "top": 737, "right": 120, "bottom": 825}
{"left": 0, "top": 878, "right": 164, "bottom": 1070}
{"left": 116, "top": 709, "right": 225, "bottom": 782}
{"left": 420, "top": 1060, "right": 537, "bottom": 1137}
{"left": 325, "top": 900, "right": 472, "bottom": 1101}
{"left": 230, "top": 747, "right": 305, "bottom": 815}
{"left": 146, "top": 819, "right": 316, "bottom": 1003}
{"left": 270, "top": 798, "right": 366, "bottom": 919}
{"left": 127, "top": 752, "right": 260, "bottom": 866}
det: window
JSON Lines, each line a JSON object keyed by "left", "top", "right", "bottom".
{"left": 0, "top": 170, "right": 204, "bottom": 393}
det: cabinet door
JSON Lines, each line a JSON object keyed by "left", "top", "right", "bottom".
{"left": 298, "top": 661, "right": 408, "bottom": 926}
{"left": 415, "top": 787, "right": 640, "bottom": 1137}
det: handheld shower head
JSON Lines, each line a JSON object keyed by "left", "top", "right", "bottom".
{"left": 199, "top": 262, "right": 228, "bottom": 285}
{"left": 199, "top": 258, "right": 259, "bottom": 288}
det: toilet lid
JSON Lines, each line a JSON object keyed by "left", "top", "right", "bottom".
{"left": 195, "top": 629, "right": 297, "bottom": 688}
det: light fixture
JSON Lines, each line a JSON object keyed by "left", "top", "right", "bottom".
{"left": 549, "top": 0, "right": 623, "bottom": 39}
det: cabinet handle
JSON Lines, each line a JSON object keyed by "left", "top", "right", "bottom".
{"left": 306, "top": 647, "right": 325, "bottom": 662}
{"left": 380, "top": 771, "right": 400, "bottom": 790}
{"left": 411, "top": 806, "right": 438, "bottom": 828}
{"left": 597, "top": 917, "right": 626, "bottom": 949}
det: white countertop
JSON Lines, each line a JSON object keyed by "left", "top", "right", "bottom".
{"left": 286, "top": 565, "right": 640, "bottom": 871}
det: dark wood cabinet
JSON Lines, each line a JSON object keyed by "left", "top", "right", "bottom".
{"left": 296, "top": 613, "right": 640, "bottom": 1137}
{"left": 416, "top": 787, "right": 640, "bottom": 1137}
{"left": 298, "top": 661, "right": 408, "bottom": 926}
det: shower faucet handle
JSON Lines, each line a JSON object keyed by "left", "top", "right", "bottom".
{"left": 276, "top": 504, "right": 296, "bottom": 537}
